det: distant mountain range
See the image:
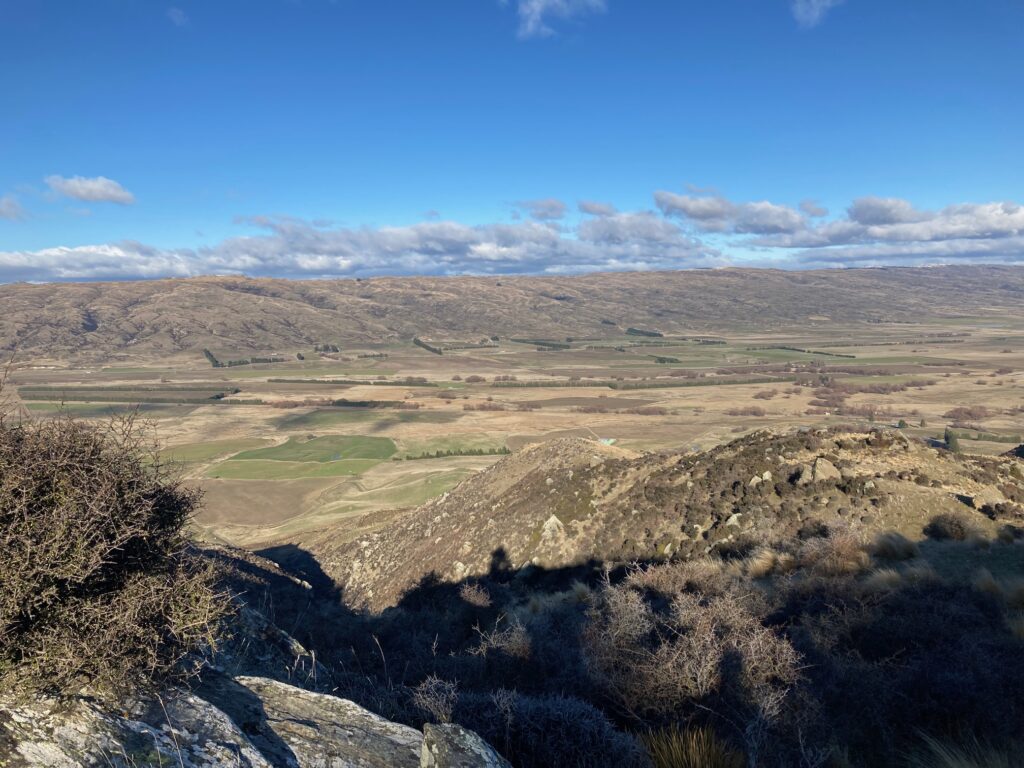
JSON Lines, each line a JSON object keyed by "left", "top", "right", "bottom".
{"left": 2, "top": 265, "right": 1023, "bottom": 362}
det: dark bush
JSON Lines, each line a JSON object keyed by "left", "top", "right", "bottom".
{"left": 923, "top": 512, "right": 978, "bottom": 541}
{"left": 0, "top": 414, "right": 227, "bottom": 697}
{"left": 455, "top": 690, "right": 649, "bottom": 768}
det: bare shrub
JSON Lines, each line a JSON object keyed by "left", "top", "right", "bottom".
{"left": 0, "top": 415, "right": 227, "bottom": 697}
{"left": 459, "top": 582, "right": 492, "bottom": 608}
{"left": 725, "top": 406, "right": 766, "bottom": 417}
{"left": 642, "top": 725, "right": 745, "bottom": 768}
{"left": 413, "top": 675, "right": 459, "bottom": 723}
{"left": 944, "top": 406, "right": 991, "bottom": 421}
{"left": 583, "top": 586, "right": 800, "bottom": 723}
{"left": 472, "top": 618, "right": 531, "bottom": 660}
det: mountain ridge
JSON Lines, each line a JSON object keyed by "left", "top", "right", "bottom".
{"left": 3, "top": 265, "right": 1024, "bottom": 362}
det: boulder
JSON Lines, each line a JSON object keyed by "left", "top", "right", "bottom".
{"left": 421, "top": 724, "right": 512, "bottom": 768}
{"left": 0, "top": 688, "right": 273, "bottom": 768}
{"left": 813, "top": 458, "right": 842, "bottom": 483}
{"left": 794, "top": 464, "right": 814, "bottom": 486}
{"left": 200, "top": 675, "right": 424, "bottom": 768}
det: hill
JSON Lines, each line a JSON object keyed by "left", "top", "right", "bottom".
{"left": 297, "top": 428, "right": 1024, "bottom": 609}
{"left": 3, "top": 265, "right": 1024, "bottom": 362}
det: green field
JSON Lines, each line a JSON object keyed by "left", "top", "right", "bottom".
{"left": 163, "top": 438, "right": 272, "bottom": 463}
{"left": 275, "top": 409, "right": 461, "bottom": 430}
{"left": 233, "top": 435, "right": 397, "bottom": 462}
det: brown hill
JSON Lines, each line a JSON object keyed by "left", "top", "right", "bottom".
{"left": 302, "top": 428, "right": 1024, "bottom": 610}
{"left": 2, "top": 265, "right": 1023, "bottom": 362}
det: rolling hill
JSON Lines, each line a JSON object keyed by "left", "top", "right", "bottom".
{"left": 2, "top": 265, "right": 1023, "bottom": 362}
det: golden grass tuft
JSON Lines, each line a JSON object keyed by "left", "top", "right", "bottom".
{"left": 641, "top": 725, "right": 745, "bottom": 768}
{"left": 862, "top": 568, "right": 903, "bottom": 593}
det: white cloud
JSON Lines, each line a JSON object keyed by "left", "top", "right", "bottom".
{"left": 515, "top": 0, "right": 606, "bottom": 39}
{"left": 0, "top": 211, "right": 721, "bottom": 282}
{"left": 578, "top": 200, "right": 618, "bottom": 217}
{"left": 516, "top": 198, "right": 568, "bottom": 221}
{"left": 5, "top": 189, "right": 1024, "bottom": 282}
{"left": 167, "top": 7, "right": 188, "bottom": 26}
{"left": 847, "top": 196, "right": 925, "bottom": 226}
{"left": 800, "top": 199, "right": 828, "bottom": 218}
{"left": 655, "top": 191, "right": 806, "bottom": 235}
{"left": 0, "top": 195, "right": 25, "bottom": 222}
{"left": 45, "top": 175, "right": 136, "bottom": 205}
{"left": 791, "top": 0, "right": 844, "bottom": 28}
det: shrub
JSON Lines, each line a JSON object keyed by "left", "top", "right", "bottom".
{"left": 455, "top": 690, "right": 649, "bottom": 768}
{"left": 583, "top": 586, "right": 800, "bottom": 723}
{"left": 0, "top": 414, "right": 227, "bottom": 697}
{"left": 641, "top": 725, "right": 745, "bottom": 768}
{"left": 459, "top": 582, "right": 493, "bottom": 608}
{"left": 413, "top": 675, "right": 459, "bottom": 723}
{"left": 923, "top": 513, "right": 978, "bottom": 541}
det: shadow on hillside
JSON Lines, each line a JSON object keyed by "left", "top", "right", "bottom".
{"left": 196, "top": 676, "right": 300, "bottom": 767}
{"left": 211, "top": 538, "right": 1024, "bottom": 768}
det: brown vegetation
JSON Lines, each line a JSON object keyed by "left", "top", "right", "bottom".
{"left": 0, "top": 413, "right": 226, "bottom": 697}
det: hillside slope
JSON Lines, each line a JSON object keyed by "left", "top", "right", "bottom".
{"left": 306, "top": 429, "right": 1024, "bottom": 609}
{"left": 3, "top": 265, "right": 1024, "bottom": 361}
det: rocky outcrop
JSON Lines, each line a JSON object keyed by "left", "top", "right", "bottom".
{"left": 421, "top": 724, "right": 512, "bottom": 768}
{"left": 1, "top": 605, "right": 502, "bottom": 768}
{"left": 200, "top": 675, "right": 423, "bottom": 768}
{"left": 0, "top": 676, "right": 506, "bottom": 767}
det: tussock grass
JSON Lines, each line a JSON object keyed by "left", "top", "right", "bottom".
{"left": 641, "top": 725, "right": 745, "bottom": 768}
{"left": 871, "top": 531, "right": 920, "bottom": 561}
{"left": 905, "top": 733, "right": 1024, "bottom": 768}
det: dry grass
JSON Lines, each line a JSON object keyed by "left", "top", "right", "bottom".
{"left": 905, "top": 733, "right": 1024, "bottom": 768}
{"left": 800, "top": 532, "right": 870, "bottom": 576}
{"left": 641, "top": 725, "right": 745, "bottom": 768}
{"left": 870, "top": 531, "right": 920, "bottom": 561}
{"left": 862, "top": 568, "right": 904, "bottom": 593}
{"left": 924, "top": 513, "right": 980, "bottom": 542}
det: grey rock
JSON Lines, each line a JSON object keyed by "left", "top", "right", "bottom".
{"left": 201, "top": 675, "right": 424, "bottom": 768}
{"left": 813, "top": 458, "right": 842, "bottom": 483}
{"left": 794, "top": 464, "right": 814, "bottom": 486}
{"left": 420, "top": 724, "right": 512, "bottom": 768}
{"left": 0, "top": 688, "right": 273, "bottom": 768}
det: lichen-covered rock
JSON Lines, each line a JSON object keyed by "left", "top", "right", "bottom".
{"left": 199, "top": 675, "right": 423, "bottom": 768}
{"left": 420, "top": 724, "right": 512, "bottom": 768}
{"left": 0, "top": 688, "right": 273, "bottom": 768}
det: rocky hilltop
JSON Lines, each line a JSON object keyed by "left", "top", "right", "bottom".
{"left": 308, "top": 429, "right": 1024, "bottom": 609}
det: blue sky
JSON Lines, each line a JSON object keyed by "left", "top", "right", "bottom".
{"left": 1, "top": 0, "right": 1022, "bottom": 280}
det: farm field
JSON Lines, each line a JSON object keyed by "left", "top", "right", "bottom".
{"left": 9, "top": 318, "right": 1024, "bottom": 547}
